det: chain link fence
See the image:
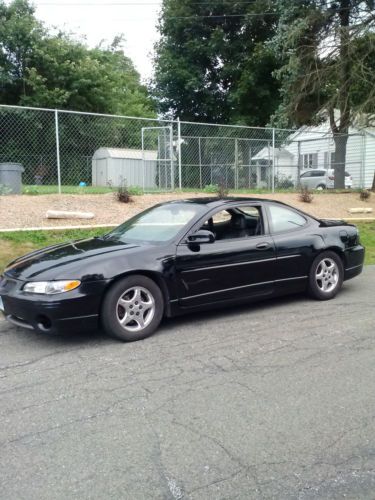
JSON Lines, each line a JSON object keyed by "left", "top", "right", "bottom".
{"left": 0, "top": 104, "right": 372, "bottom": 194}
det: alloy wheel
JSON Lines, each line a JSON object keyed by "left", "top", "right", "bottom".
{"left": 116, "top": 286, "right": 155, "bottom": 332}
{"left": 315, "top": 258, "right": 339, "bottom": 293}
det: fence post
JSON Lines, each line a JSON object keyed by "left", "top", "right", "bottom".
{"left": 177, "top": 118, "right": 182, "bottom": 190}
{"left": 360, "top": 130, "right": 366, "bottom": 189}
{"left": 54, "top": 109, "right": 61, "bottom": 194}
{"left": 141, "top": 127, "right": 145, "bottom": 192}
{"left": 169, "top": 125, "right": 174, "bottom": 190}
{"left": 234, "top": 138, "right": 238, "bottom": 190}
{"left": 198, "top": 137, "right": 202, "bottom": 189}
{"left": 271, "top": 127, "right": 275, "bottom": 193}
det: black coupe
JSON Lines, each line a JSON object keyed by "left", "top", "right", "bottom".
{"left": 0, "top": 197, "right": 365, "bottom": 341}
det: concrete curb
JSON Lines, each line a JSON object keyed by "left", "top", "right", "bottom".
{"left": 0, "top": 224, "right": 117, "bottom": 233}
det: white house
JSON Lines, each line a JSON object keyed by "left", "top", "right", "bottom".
{"left": 252, "top": 120, "right": 375, "bottom": 189}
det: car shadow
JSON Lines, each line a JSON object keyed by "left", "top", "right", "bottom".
{"left": 2, "top": 280, "right": 358, "bottom": 347}
{"left": 156, "top": 281, "right": 358, "bottom": 336}
{"left": 157, "top": 292, "right": 308, "bottom": 335}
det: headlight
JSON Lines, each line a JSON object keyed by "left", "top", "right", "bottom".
{"left": 23, "top": 280, "right": 81, "bottom": 294}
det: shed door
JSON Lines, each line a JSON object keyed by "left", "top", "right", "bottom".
{"left": 96, "top": 159, "right": 107, "bottom": 185}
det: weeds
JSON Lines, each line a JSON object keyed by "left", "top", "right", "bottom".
{"left": 299, "top": 187, "right": 314, "bottom": 203}
{"left": 115, "top": 180, "right": 133, "bottom": 203}
{"left": 216, "top": 182, "right": 229, "bottom": 198}
{"left": 359, "top": 189, "right": 371, "bottom": 201}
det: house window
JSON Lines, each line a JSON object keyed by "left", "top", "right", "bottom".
{"left": 324, "top": 151, "right": 335, "bottom": 168}
{"left": 300, "top": 153, "right": 318, "bottom": 169}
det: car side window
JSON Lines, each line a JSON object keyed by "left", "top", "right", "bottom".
{"left": 200, "top": 205, "right": 263, "bottom": 240}
{"left": 269, "top": 205, "right": 306, "bottom": 233}
{"left": 301, "top": 171, "right": 311, "bottom": 178}
{"left": 312, "top": 170, "right": 325, "bottom": 177}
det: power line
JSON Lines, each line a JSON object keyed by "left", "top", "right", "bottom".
{"left": 37, "top": 1, "right": 272, "bottom": 4}
{"left": 35, "top": 0, "right": 355, "bottom": 4}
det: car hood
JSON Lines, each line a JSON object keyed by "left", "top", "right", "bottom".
{"left": 3, "top": 237, "right": 146, "bottom": 281}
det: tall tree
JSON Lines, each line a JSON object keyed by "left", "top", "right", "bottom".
{"left": 152, "top": 0, "right": 281, "bottom": 126}
{"left": 273, "top": 0, "right": 375, "bottom": 188}
{"left": 0, "top": 0, "right": 155, "bottom": 116}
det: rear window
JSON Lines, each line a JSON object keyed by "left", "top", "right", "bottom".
{"left": 269, "top": 204, "right": 307, "bottom": 233}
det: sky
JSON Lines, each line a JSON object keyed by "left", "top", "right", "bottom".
{"left": 31, "top": 0, "right": 163, "bottom": 82}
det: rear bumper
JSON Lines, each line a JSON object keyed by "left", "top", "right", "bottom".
{"left": 0, "top": 277, "right": 110, "bottom": 335}
{"left": 344, "top": 245, "right": 365, "bottom": 281}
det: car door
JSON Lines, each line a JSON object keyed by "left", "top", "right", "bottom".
{"left": 175, "top": 203, "right": 276, "bottom": 308}
{"left": 266, "top": 203, "right": 322, "bottom": 292}
{"left": 312, "top": 169, "right": 327, "bottom": 189}
{"left": 300, "top": 171, "right": 312, "bottom": 189}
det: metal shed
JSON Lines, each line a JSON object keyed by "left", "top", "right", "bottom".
{"left": 92, "top": 148, "right": 158, "bottom": 188}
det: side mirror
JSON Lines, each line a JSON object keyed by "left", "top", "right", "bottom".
{"left": 187, "top": 229, "right": 215, "bottom": 245}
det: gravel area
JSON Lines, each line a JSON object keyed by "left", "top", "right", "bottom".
{"left": 0, "top": 191, "right": 374, "bottom": 230}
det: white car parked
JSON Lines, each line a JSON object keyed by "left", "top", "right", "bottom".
{"left": 300, "top": 169, "right": 353, "bottom": 190}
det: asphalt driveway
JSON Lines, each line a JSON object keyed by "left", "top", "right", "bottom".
{"left": 1, "top": 267, "right": 375, "bottom": 499}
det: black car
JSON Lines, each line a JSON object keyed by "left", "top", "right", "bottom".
{"left": 0, "top": 197, "right": 365, "bottom": 342}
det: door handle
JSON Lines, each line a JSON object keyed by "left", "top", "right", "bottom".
{"left": 256, "top": 242, "right": 270, "bottom": 250}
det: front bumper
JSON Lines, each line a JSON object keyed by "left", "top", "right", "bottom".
{"left": 0, "top": 275, "right": 110, "bottom": 335}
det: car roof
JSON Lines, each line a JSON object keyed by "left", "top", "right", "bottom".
{"left": 301, "top": 169, "right": 326, "bottom": 173}
{"left": 161, "top": 196, "right": 289, "bottom": 207}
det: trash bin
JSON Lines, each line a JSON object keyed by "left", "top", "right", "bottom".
{"left": 0, "top": 163, "right": 25, "bottom": 194}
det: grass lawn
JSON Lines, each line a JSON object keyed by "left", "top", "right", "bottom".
{"left": 0, "top": 227, "right": 110, "bottom": 272}
{"left": 23, "top": 185, "right": 113, "bottom": 195}
{"left": 0, "top": 222, "right": 374, "bottom": 273}
{"left": 357, "top": 221, "right": 375, "bottom": 265}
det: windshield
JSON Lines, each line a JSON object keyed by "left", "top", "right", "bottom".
{"left": 105, "top": 202, "right": 205, "bottom": 244}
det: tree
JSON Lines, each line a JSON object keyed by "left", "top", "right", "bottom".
{"left": 152, "top": 0, "right": 281, "bottom": 126}
{"left": 0, "top": 0, "right": 156, "bottom": 186}
{"left": 272, "top": 0, "right": 375, "bottom": 188}
{"left": 0, "top": 0, "right": 155, "bottom": 116}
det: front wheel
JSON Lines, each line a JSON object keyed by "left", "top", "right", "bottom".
{"left": 307, "top": 251, "right": 343, "bottom": 300}
{"left": 101, "top": 275, "right": 164, "bottom": 341}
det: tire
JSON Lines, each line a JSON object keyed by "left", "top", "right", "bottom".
{"left": 307, "top": 251, "right": 344, "bottom": 300}
{"left": 101, "top": 275, "right": 164, "bottom": 342}
{"left": 316, "top": 184, "right": 326, "bottom": 190}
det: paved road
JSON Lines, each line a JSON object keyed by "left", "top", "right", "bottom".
{"left": 1, "top": 268, "right": 375, "bottom": 500}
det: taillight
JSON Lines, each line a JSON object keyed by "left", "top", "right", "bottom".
{"left": 328, "top": 175, "right": 334, "bottom": 180}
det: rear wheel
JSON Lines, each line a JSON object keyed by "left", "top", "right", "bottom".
{"left": 101, "top": 275, "right": 164, "bottom": 341}
{"left": 316, "top": 184, "right": 326, "bottom": 190}
{"left": 308, "top": 251, "right": 343, "bottom": 300}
